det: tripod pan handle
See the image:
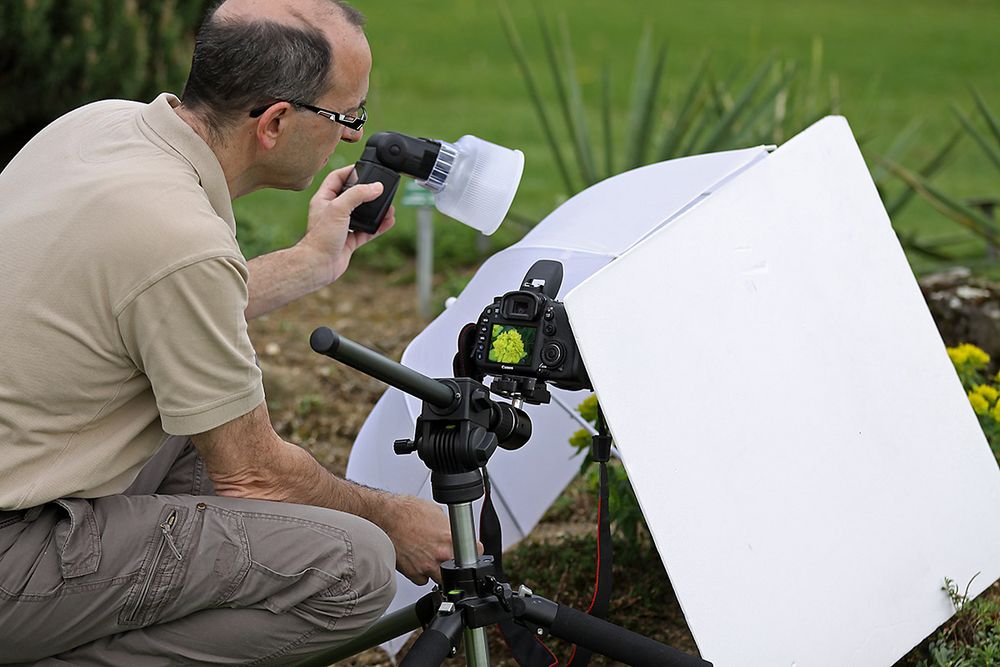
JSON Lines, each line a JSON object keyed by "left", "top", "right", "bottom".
{"left": 310, "top": 327, "right": 457, "bottom": 409}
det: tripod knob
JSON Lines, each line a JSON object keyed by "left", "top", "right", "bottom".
{"left": 394, "top": 438, "right": 417, "bottom": 455}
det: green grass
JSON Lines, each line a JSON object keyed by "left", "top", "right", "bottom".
{"left": 233, "top": 0, "right": 1000, "bottom": 271}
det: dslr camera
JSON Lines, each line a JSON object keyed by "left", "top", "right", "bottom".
{"left": 465, "top": 260, "right": 591, "bottom": 396}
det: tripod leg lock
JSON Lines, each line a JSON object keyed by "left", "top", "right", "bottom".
{"left": 440, "top": 556, "right": 497, "bottom": 599}
{"left": 590, "top": 432, "right": 612, "bottom": 463}
{"left": 462, "top": 596, "right": 513, "bottom": 629}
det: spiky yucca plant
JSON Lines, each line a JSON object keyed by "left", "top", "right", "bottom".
{"left": 498, "top": 3, "right": 841, "bottom": 198}
{"left": 880, "top": 91, "right": 1000, "bottom": 267}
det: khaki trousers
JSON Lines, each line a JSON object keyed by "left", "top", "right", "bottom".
{"left": 0, "top": 437, "right": 396, "bottom": 665}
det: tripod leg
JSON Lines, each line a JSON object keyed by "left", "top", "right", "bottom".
{"left": 292, "top": 600, "right": 426, "bottom": 667}
{"left": 515, "top": 595, "right": 713, "bottom": 667}
{"left": 399, "top": 610, "right": 465, "bottom": 667}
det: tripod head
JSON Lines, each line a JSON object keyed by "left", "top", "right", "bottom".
{"left": 310, "top": 327, "right": 530, "bottom": 505}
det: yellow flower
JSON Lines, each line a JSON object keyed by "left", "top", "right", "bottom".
{"left": 969, "top": 391, "right": 990, "bottom": 415}
{"left": 974, "top": 384, "right": 1000, "bottom": 404}
{"left": 578, "top": 395, "right": 599, "bottom": 423}
{"left": 491, "top": 329, "right": 526, "bottom": 364}
{"left": 948, "top": 343, "right": 990, "bottom": 369}
{"left": 991, "top": 401, "right": 1000, "bottom": 423}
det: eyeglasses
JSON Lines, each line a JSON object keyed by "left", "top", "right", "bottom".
{"left": 249, "top": 100, "right": 367, "bottom": 131}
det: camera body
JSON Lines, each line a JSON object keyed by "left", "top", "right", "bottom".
{"left": 470, "top": 260, "right": 590, "bottom": 393}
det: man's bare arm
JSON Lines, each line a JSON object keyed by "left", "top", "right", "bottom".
{"left": 244, "top": 167, "right": 394, "bottom": 319}
{"left": 191, "top": 400, "right": 452, "bottom": 585}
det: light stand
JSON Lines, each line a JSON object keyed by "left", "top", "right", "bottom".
{"left": 304, "top": 327, "right": 712, "bottom": 667}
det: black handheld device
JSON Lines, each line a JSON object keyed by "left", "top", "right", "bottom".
{"left": 341, "top": 132, "right": 447, "bottom": 233}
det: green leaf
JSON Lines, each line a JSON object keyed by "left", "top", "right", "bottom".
{"left": 730, "top": 61, "right": 798, "bottom": 147}
{"left": 699, "top": 56, "right": 775, "bottom": 152}
{"left": 623, "top": 30, "right": 667, "bottom": 170}
{"left": 497, "top": 2, "right": 576, "bottom": 194}
{"left": 601, "top": 63, "right": 614, "bottom": 178}
{"left": 972, "top": 88, "right": 1000, "bottom": 150}
{"left": 655, "top": 54, "right": 709, "bottom": 160}
{"left": 893, "top": 232, "right": 963, "bottom": 262}
{"left": 556, "top": 14, "right": 599, "bottom": 186}
{"left": 883, "top": 128, "right": 962, "bottom": 218}
{"left": 880, "top": 157, "right": 1000, "bottom": 242}
{"left": 953, "top": 105, "right": 1000, "bottom": 172}
{"left": 870, "top": 119, "right": 923, "bottom": 183}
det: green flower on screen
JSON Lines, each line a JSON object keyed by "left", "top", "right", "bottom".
{"left": 493, "top": 329, "right": 526, "bottom": 364}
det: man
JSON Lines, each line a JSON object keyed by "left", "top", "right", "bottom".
{"left": 0, "top": 0, "right": 454, "bottom": 664}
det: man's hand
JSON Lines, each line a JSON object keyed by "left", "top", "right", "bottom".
{"left": 244, "top": 164, "right": 396, "bottom": 319}
{"left": 381, "top": 495, "right": 456, "bottom": 586}
{"left": 300, "top": 164, "right": 396, "bottom": 285}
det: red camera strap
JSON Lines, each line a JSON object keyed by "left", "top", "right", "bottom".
{"left": 480, "top": 462, "right": 613, "bottom": 667}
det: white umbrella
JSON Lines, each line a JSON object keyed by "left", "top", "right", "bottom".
{"left": 344, "top": 145, "right": 773, "bottom": 650}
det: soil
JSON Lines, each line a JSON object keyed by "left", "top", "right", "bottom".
{"left": 249, "top": 267, "right": 430, "bottom": 474}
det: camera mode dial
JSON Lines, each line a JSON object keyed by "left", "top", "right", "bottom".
{"left": 540, "top": 341, "right": 565, "bottom": 367}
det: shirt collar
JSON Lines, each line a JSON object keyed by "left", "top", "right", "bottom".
{"left": 139, "top": 93, "right": 236, "bottom": 234}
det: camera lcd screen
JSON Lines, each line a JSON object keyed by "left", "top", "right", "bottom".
{"left": 488, "top": 324, "right": 536, "bottom": 366}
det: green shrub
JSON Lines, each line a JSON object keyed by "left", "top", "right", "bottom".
{"left": 917, "top": 576, "right": 1000, "bottom": 667}
{"left": 0, "top": 0, "right": 211, "bottom": 155}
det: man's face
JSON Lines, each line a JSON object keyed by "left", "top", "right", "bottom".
{"left": 268, "top": 26, "right": 371, "bottom": 190}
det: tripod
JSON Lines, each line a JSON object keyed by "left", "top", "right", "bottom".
{"left": 300, "top": 327, "right": 712, "bottom": 667}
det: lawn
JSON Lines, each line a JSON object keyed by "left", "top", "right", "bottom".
{"left": 233, "top": 0, "right": 1000, "bottom": 272}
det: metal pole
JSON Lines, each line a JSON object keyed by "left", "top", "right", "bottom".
{"left": 417, "top": 206, "right": 434, "bottom": 318}
{"left": 449, "top": 502, "right": 491, "bottom": 666}
{"left": 291, "top": 603, "right": 423, "bottom": 667}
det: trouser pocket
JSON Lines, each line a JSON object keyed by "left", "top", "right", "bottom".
{"left": 119, "top": 504, "right": 189, "bottom": 627}
{"left": 53, "top": 498, "right": 102, "bottom": 579}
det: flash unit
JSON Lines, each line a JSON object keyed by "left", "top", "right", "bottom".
{"left": 343, "top": 132, "right": 524, "bottom": 235}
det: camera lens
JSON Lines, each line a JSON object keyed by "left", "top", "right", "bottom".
{"left": 541, "top": 342, "right": 564, "bottom": 367}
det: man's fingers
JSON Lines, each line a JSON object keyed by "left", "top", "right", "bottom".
{"left": 335, "top": 181, "right": 384, "bottom": 212}
{"left": 408, "top": 573, "right": 430, "bottom": 587}
{"left": 315, "top": 164, "right": 356, "bottom": 200}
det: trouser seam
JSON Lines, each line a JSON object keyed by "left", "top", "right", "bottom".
{"left": 242, "top": 625, "right": 326, "bottom": 667}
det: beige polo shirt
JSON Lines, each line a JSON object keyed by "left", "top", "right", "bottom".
{"left": 0, "top": 93, "right": 264, "bottom": 510}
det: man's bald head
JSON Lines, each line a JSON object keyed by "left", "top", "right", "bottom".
{"left": 211, "top": 0, "right": 365, "bottom": 31}
{"left": 180, "top": 0, "right": 366, "bottom": 143}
